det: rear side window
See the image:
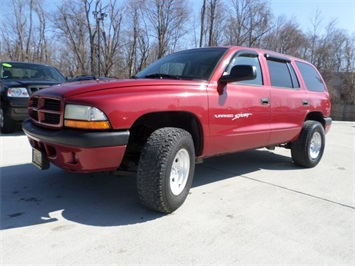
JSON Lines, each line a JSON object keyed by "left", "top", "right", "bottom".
{"left": 296, "top": 61, "right": 325, "bottom": 92}
{"left": 267, "top": 59, "right": 299, "bottom": 88}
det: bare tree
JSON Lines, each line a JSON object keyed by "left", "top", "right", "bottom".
{"left": 33, "top": 1, "right": 52, "bottom": 63}
{"left": 325, "top": 25, "right": 355, "bottom": 104}
{"left": 82, "top": 0, "right": 97, "bottom": 75}
{"left": 198, "top": 0, "right": 225, "bottom": 47}
{"left": 344, "top": 34, "right": 355, "bottom": 73}
{"left": 0, "top": 0, "right": 49, "bottom": 62}
{"left": 207, "top": 0, "right": 217, "bottom": 46}
{"left": 125, "top": 0, "right": 140, "bottom": 77}
{"left": 51, "top": 0, "right": 89, "bottom": 75}
{"left": 199, "top": 0, "right": 206, "bottom": 47}
{"left": 305, "top": 9, "right": 323, "bottom": 65}
{"left": 305, "top": 18, "right": 343, "bottom": 74}
{"left": 262, "top": 15, "right": 307, "bottom": 57}
{"left": 1, "top": 0, "right": 355, "bottom": 108}
{"left": 50, "top": 0, "right": 124, "bottom": 77}
{"left": 224, "top": 0, "right": 272, "bottom": 47}
{"left": 144, "top": 0, "right": 189, "bottom": 59}
{"left": 205, "top": 0, "right": 225, "bottom": 46}
{"left": 12, "top": 0, "right": 27, "bottom": 60}
{"left": 99, "top": 0, "right": 123, "bottom": 76}
{"left": 123, "top": 0, "right": 150, "bottom": 77}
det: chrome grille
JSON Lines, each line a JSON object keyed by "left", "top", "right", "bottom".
{"left": 28, "top": 96, "right": 62, "bottom": 128}
{"left": 29, "top": 86, "right": 50, "bottom": 95}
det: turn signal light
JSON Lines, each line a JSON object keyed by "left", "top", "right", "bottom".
{"left": 64, "top": 120, "right": 111, "bottom": 130}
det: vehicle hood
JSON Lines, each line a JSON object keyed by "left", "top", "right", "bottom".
{"left": 34, "top": 78, "right": 207, "bottom": 98}
{"left": 1, "top": 79, "right": 62, "bottom": 87}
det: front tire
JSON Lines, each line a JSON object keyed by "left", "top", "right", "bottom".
{"left": 137, "top": 127, "right": 195, "bottom": 213}
{"left": 291, "top": 121, "right": 325, "bottom": 168}
{"left": 0, "top": 107, "right": 17, "bottom": 133}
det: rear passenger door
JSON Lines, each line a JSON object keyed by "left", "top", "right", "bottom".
{"left": 265, "top": 54, "right": 309, "bottom": 145}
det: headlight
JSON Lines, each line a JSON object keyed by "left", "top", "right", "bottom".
{"left": 7, "top": 88, "right": 29, "bottom": 97}
{"left": 64, "top": 104, "right": 111, "bottom": 130}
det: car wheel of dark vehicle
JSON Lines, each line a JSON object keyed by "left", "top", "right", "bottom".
{"left": 137, "top": 127, "right": 195, "bottom": 213}
{"left": 0, "top": 107, "right": 16, "bottom": 133}
{"left": 291, "top": 121, "right": 325, "bottom": 168}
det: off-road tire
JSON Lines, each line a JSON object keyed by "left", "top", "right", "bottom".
{"left": 137, "top": 127, "right": 195, "bottom": 213}
{"left": 291, "top": 120, "right": 325, "bottom": 168}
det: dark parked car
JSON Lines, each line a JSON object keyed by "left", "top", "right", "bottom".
{"left": 1, "top": 61, "right": 66, "bottom": 133}
{"left": 68, "top": 75, "right": 98, "bottom": 82}
{"left": 68, "top": 75, "right": 116, "bottom": 82}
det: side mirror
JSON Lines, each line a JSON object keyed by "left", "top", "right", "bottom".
{"left": 219, "top": 65, "right": 257, "bottom": 83}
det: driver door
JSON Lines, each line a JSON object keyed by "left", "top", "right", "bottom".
{"left": 206, "top": 51, "right": 271, "bottom": 155}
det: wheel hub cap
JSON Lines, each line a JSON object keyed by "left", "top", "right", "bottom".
{"left": 170, "top": 148, "right": 190, "bottom": 196}
{"left": 309, "top": 132, "right": 322, "bottom": 159}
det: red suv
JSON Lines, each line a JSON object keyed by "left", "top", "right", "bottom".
{"left": 23, "top": 46, "right": 332, "bottom": 213}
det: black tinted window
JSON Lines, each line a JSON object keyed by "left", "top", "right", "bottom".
{"left": 288, "top": 63, "right": 300, "bottom": 88}
{"left": 296, "top": 61, "right": 325, "bottom": 92}
{"left": 267, "top": 60, "right": 293, "bottom": 88}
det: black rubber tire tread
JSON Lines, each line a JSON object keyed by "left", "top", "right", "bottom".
{"left": 0, "top": 107, "right": 16, "bottom": 133}
{"left": 136, "top": 127, "right": 195, "bottom": 213}
{"left": 291, "top": 120, "right": 325, "bottom": 168}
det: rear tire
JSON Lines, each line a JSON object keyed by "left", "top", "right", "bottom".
{"left": 137, "top": 127, "right": 195, "bottom": 213}
{"left": 291, "top": 121, "right": 325, "bottom": 168}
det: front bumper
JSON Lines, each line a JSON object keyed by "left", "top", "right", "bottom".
{"left": 2, "top": 98, "right": 29, "bottom": 122}
{"left": 22, "top": 119, "right": 130, "bottom": 173}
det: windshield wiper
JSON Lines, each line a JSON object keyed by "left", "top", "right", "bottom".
{"left": 144, "top": 73, "right": 182, "bottom": 80}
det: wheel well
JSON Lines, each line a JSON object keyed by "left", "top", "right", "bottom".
{"left": 305, "top": 112, "right": 326, "bottom": 128}
{"left": 124, "top": 111, "right": 203, "bottom": 166}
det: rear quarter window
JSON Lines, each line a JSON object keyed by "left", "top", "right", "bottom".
{"left": 296, "top": 61, "right": 325, "bottom": 92}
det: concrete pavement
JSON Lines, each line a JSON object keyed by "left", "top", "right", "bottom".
{"left": 1, "top": 121, "right": 354, "bottom": 265}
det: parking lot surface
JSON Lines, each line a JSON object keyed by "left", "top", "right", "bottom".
{"left": 1, "top": 122, "right": 354, "bottom": 265}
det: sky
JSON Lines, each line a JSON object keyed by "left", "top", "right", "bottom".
{"left": 0, "top": 0, "right": 354, "bottom": 35}
{"left": 269, "top": 0, "right": 355, "bottom": 34}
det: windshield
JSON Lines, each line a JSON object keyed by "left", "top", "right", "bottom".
{"left": 1, "top": 62, "right": 66, "bottom": 82}
{"left": 135, "top": 48, "right": 228, "bottom": 81}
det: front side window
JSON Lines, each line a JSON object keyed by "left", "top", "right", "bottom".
{"left": 224, "top": 53, "right": 263, "bottom": 85}
{"left": 296, "top": 61, "right": 325, "bottom": 92}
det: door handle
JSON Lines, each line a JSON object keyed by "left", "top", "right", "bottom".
{"left": 302, "top": 100, "right": 309, "bottom": 105}
{"left": 261, "top": 97, "right": 270, "bottom": 105}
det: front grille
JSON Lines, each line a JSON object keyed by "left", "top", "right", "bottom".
{"left": 44, "top": 99, "right": 61, "bottom": 111}
{"left": 32, "top": 97, "right": 38, "bottom": 107}
{"left": 29, "top": 86, "right": 50, "bottom": 95}
{"left": 44, "top": 113, "right": 61, "bottom": 124}
{"left": 30, "top": 110, "right": 39, "bottom": 121}
{"left": 28, "top": 96, "right": 63, "bottom": 128}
